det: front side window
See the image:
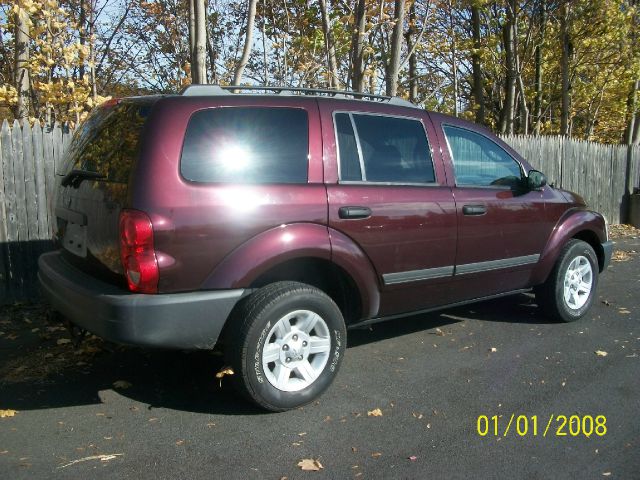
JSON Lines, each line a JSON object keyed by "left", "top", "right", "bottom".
{"left": 335, "top": 113, "right": 435, "bottom": 184}
{"left": 181, "top": 107, "right": 309, "bottom": 183}
{"left": 443, "top": 125, "right": 522, "bottom": 188}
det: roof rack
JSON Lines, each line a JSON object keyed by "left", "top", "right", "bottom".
{"left": 180, "top": 84, "right": 416, "bottom": 108}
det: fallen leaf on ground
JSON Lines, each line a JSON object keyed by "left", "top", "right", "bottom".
{"left": 602, "top": 473, "right": 612, "bottom": 477}
{"left": 58, "top": 453, "right": 123, "bottom": 469}
{"left": 57, "top": 338, "right": 71, "bottom": 345}
{"left": 371, "top": 452, "right": 382, "bottom": 459}
{"left": 113, "top": 380, "right": 132, "bottom": 389}
{"left": 595, "top": 350, "right": 608, "bottom": 357}
{"left": 601, "top": 300, "right": 611, "bottom": 306}
{"left": 489, "top": 347, "right": 497, "bottom": 353}
{"left": 412, "top": 412, "right": 423, "bottom": 419}
{"left": 215, "top": 366, "right": 234, "bottom": 387}
{"left": 408, "top": 455, "right": 417, "bottom": 461}
{"left": 0, "top": 409, "right": 17, "bottom": 418}
{"left": 368, "top": 408, "right": 383, "bottom": 417}
{"left": 435, "top": 328, "right": 445, "bottom": 336}
{"left": 297, "top": 458, "right": 323, "bottom": 471}
{"left": 618, "top": 309, "right": 631, "bottom": 314}
{"left": 175, "top": 439, "right": 184, "bottom": 446}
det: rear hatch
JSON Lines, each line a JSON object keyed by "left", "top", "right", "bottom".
{"left": 55, "top": 98, "right": 155, "bottom": 286}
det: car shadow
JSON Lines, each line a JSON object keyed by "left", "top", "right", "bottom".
{"left": 0, "top": 293, "right": 555, "bottom": 415}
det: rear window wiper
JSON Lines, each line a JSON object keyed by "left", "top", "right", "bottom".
{"left": 61, "top": 169, "right": 106, "bottom": 188}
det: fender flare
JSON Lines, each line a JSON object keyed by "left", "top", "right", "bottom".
{"left": 531, "top": 208, "right": 607, "bottom": 285}
{"left": 201, "top": 223, "right": 381, "bottom": 319}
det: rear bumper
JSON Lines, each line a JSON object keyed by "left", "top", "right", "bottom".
{"left": 38, "top": 251, "right": 244, "bottom": 349}
{"left": 601, "top": 241, "right": 613, "bottom": 272}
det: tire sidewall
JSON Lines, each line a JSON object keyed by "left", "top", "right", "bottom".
{"left": 243, "top": 291, "right": 346, "bottom": 411}
{"left": 554, "top": 241, "right": 599, "bottom": 322}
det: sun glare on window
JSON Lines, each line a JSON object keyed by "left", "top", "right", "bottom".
{"left": 217, "top": 144, "right": 252, "bottom": 172}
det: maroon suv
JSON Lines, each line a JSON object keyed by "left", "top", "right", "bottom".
{"left": 39, "top": 86, "right": 612, "bottom": 411}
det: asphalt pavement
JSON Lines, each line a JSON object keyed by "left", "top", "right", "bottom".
{"left": 1, "top": 237, "right": 639, "bottom": 479}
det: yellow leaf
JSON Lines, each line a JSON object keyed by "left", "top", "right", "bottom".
{"left": 367, "top": 408, "right": 383, "bottom": 417}
{"left": 595, "top": 350, "right": 608, "bottom": 357}
{"left": 215, "top": 366, "right": 234, "bottom": 387}
{"left": 0, "top": 409, "right": 18, "bottom": 418}
{"left": 297, "top": 458, "right": 323, "bottom": 471}
{"left": 112, "top": 380, "right": 132, "bottom": 389}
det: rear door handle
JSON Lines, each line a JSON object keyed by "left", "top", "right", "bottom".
{"left": 339, "top": 206, "right": 372, "bottom": 219}
{"left": 462, "top": 204, "right": 487, "bottom": 216}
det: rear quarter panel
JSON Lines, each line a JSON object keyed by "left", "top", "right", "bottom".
{"left": 131, "top": 96, "right": 326, "bottom": 292}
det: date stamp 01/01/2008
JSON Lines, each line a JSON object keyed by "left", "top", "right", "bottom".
{"left": 476, "top": 414, "right": 607, "bottom": 438}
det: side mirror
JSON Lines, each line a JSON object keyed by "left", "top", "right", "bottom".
{"left": 527, "top": 170, "right": 547, "bottom": 190}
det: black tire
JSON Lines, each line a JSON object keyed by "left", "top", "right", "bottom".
{"left": 535, "top": 239, "right": 599, "bottom": 323}
{"left": 224, "top": 281, "right": 346, "bottom": 412}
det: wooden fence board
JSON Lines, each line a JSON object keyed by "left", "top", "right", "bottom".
{"left": 42, "top": 126, "right": 56, "bottom": 238}
{"left": 0, "top": 124, "right": 7, "bottom": 298}
{"left": 33, "top": 123, "right": 49, "bottom": 240}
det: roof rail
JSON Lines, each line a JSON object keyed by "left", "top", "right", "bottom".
{"left": 180, "top": 84, "right": 417, "bottom": 108}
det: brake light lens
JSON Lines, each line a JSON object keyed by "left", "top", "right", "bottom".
{"left": 119, "top": 209, "right": 158, "bottom": 293}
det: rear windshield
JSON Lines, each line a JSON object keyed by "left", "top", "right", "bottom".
{"left": 66, "top": 102, "right": 151, "bottom": 183}
{"left": 180, "top": 107, "right": 309, "bottom": 183}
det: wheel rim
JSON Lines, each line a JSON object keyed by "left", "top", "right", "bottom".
{"left": 563, "top": 255, "right": 593, "bottom": 310}
{"left": 262, "top": 309, "right": 331, "bottom": 392}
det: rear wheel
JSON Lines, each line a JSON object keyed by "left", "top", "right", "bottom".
{"left": 535, "top": 239, "right": 598, "bottom": 322}
{"left": 225, "top": 281, "right": 346, "bottom": 411}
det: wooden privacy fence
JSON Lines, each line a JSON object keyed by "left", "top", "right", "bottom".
{"left": 0, "top": 120, "right": 74, "bottom": 304}
{"left": 501, "top": 135, "right": 640, "bottom": 225}
{"left": 0, "top": 119, "right": 639, "bottom": 304}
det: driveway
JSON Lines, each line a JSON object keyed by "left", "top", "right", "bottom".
{"left": 1, "top": 236, "right": 639, "bottom": 479}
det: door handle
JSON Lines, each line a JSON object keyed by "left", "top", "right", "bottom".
{"left": 462, "top": 204, "right": 487, "bottom": 216}
{"left": 339, "top": 206, "right": 372, "bottom": 219}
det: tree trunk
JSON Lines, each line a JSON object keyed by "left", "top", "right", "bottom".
{"left": 89, "top": 2, "right": 97, "bottom": 99}
{"left": 193, "top": 0, "right": 207, "bottom": 84}
{"left": 533, "top": 0, "right": 546, "bottom": 135}
{"left": 500, "top": 0, "right": 516, "bottom": 134}
{"left": 350, "top": 0, "right": 366, "bottom": 92}
{"left": 14, "top": 2, "right": 30, "bottom": 120}
{"left": 385, "top": 0, "right": 405, "bottom": 96}
{"left": 625, "top": 79, "right": 640, "bottom": 144}
{"left": 512, "top": 2, "right": 528, "bottom": 134}
{"left": 319, "top": 0, "right": 340, "bottom": 89}
{"left": 261, "top": 0, "right": 268, "bottom": 85}
{"left": 233, "top": 0, "right": 257, "bottom": 85}
{"left": 188, "top": 0, "right": 196, "bottom": 76}
{"left": 405, "top": 2, "right": 418, "bottom": 103}
{"left": 470, "top": 3, "right": 484, "bottom": 124}
{"left": 560, "top": 1, "right": 571, "bottom": 136}
{"left": 79, "top": 0, "right": 87, "bottom": 80}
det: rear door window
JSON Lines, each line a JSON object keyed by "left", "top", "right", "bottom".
{"left": 334, "top": 112, "right": 435, "bottom": 184}
{"left": 181, "top": 107, "right": 309, "bottom": 183}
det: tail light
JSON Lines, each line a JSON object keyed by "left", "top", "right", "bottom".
{"left": 119, "top": 209, "right": 158, "bottom": 293}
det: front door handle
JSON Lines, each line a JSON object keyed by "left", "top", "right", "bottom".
{"left": 462, "top": 204, "right": 487, "bottom": 216}
{"left": 339, "top": 206, "right": 372, "bottom": 219}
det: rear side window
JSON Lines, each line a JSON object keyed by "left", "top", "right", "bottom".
{"left": 68, "top": 102, "right": 150, "bottom": 183}
{"left": 443, "top": 125, "right": 522, "bottom": 187}
{"left": 181, "top": 107, "right": 309, "bottom": 183}
{"left": 335, "top": 113, "right": 435, "bottom": 183}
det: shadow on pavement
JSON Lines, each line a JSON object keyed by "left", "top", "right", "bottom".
{"left": 0, "top": 293, "right": 554, "bottom": 415}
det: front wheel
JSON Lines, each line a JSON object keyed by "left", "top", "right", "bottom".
{"left": 535, "top": 239, "right": 599, "bottom": 322}
{"left": 225, "top": 282, "right": 346, "bottom": 412}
